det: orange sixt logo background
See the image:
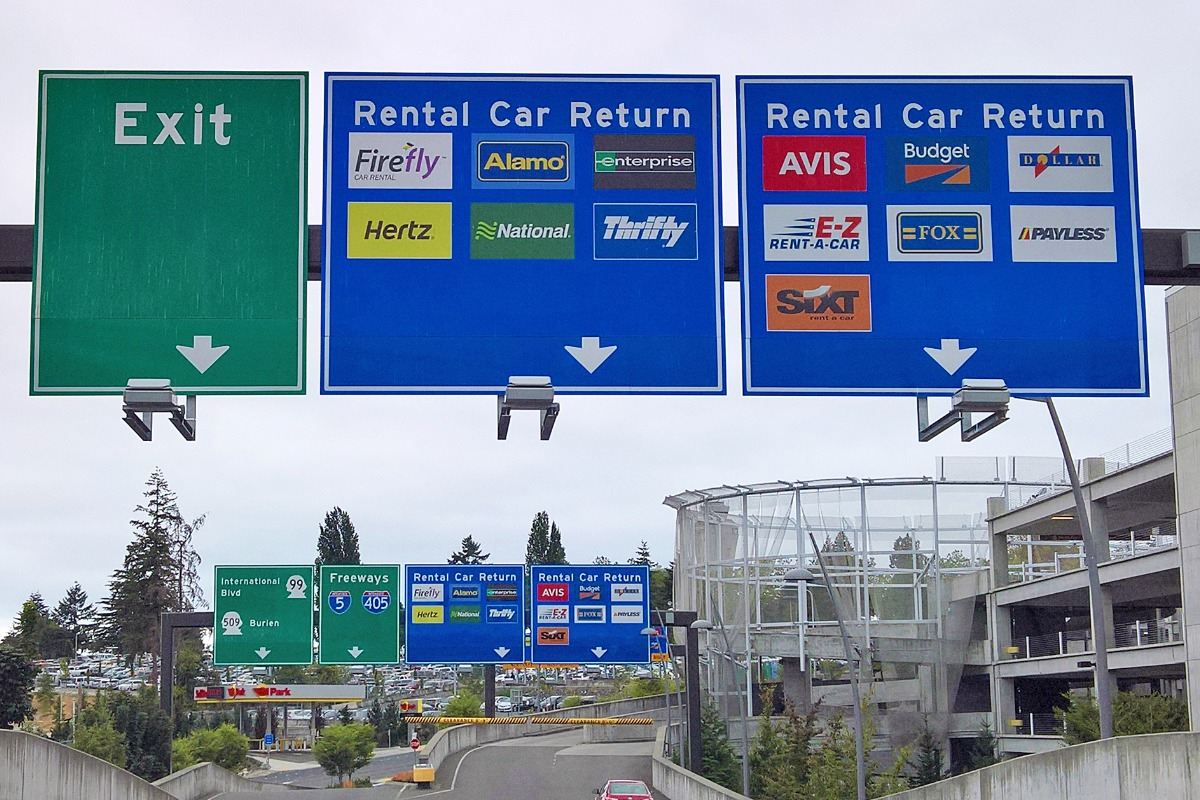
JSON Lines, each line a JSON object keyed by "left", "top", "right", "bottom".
{"left": 766, "top": 275, "right": 872, "bottom": 332}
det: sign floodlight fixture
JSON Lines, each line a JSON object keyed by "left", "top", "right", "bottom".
{"left": 917, "top": 379, "right": 1010, "bottom": 443}
{"left": 121, "top": 379, "right": 196, "bottom": 442}
{"left": 497, "top": 376, "right": 559, "bottom": 441}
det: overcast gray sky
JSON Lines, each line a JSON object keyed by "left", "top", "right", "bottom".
{"left": 1, "top": 1, "right": 1192, "bottom": 636}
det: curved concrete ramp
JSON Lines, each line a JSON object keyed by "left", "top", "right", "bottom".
{"left": 0, "top": 729, "right": 177, "bottom": 800}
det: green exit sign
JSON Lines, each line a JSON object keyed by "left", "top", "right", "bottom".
{"left": 213, "top": 565, "right": 314, "bottom": 667}
{"left": 32, "top": 72, "right": 307, "bottom": 395}
{"left": 318, "top": 565, "right": 401, "bottom": 665}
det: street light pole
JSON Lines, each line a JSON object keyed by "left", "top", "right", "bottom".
{"left": 786, "top": 536, "right": 867, "bottom": 800}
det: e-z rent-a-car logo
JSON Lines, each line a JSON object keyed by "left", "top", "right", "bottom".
{"left": 762, "top": 136, "right": 866, "bottom": 192}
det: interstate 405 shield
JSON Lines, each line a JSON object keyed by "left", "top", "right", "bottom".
{"left": 737, "top": 76, "right": 1146, "bottom": 396}
{"left": 322, "top": 73, "right": 724, "bottom": 394}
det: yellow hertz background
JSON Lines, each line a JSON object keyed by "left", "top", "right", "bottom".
{"left": 347, "top": 202, "right": 452, "bottom": 259}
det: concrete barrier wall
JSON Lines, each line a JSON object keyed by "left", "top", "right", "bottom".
{"left": 0, "top": 729, "right": 177, "bottom": 800}
{"left": 154, "top": 761, "right": 299, "bottom": 797}
{"left": 651, "top": 727, "right": 747, "bottom": 800}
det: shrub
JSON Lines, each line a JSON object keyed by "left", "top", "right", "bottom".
{"left": 171, "top": 723, "right": 250, "bottom": 771}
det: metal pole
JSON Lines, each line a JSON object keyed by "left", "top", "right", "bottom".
{"left": 809, "top": 531, "right": 867, "bottom": 800}
{"left": 1038, "top": 397, "right": 1115, "bottom": 739}
{"left": 685, "top": 622, "right": 703, "bottom": 773}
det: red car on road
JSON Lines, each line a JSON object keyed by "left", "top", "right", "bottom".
{"left": 596, "top": 779, "right": 653, "bottom": 800}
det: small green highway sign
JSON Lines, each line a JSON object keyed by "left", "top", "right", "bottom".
{"left": 213, "top": 565, "right": 314, "bottom": 666}
{"left": 318, "top": 565, "right": 401, "bottom": 665}
{"left": 32, "top": 71, "right": 307, "bottom": 394}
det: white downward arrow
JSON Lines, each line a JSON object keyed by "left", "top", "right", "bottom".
{"left": 565, "top": 337, "right": 617, "bottom": 374}
{"left": 348, "top": 646, "right": 364, "bottom": 659}
{"left": 591, "top": 647, "right": 608, "bottom": 658}
{"left": 176, "top": 335, "right": 230, "bottom": 374}
{"left": 255, "top": 647, "right": 271, "bottom": 660}
{"left": 494, "top": 647, "right": 510, "bottom": 658}
{"left": 923, "top": 339, "right": 977, "bottom": 375}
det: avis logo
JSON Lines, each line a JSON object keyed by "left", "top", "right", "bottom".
{"left": 762, "top": 135, "right": 867, "bottom": 192}
{"left": 537, "top": 583, "right": 569, "bottom": 602}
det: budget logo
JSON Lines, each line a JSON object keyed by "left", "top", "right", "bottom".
{"left": 766, "top": 275, "right": 872, "bottom": 332}
{"left": 611, "top": 583, "right": 644, "bottom": 603}
{"left": 763, "top": 205, "right": 869, "bottom": 262}
{"left": 348, "top": 132, "right": 453, "bottom": 189}
{"left": 1007, "top": 136, "right": 1113, "bottom": 193}
{"left": 886, "top": 206, "right": 993, "bottom": 262}
{"left": 470, "top": 203, "right": 574, "bottom": 260}
{"left": 885, "top": 136, "right": 989, "bottom": 191}
{"left": 574, "top": 606, "right": 606, "bottom": 624}
{"left": 537, "top": 627, "right": 570, "bottom": 645}
{"left": 611, "top": 607, "right": 645, "bottom": 625}
{"left": 474, "top": 135, "right": 574, "bottom": 189}
{"left": 411, "top": 606, "right": 444, "bottom": 624}
{"left": 486, "top": 584, "right": 518, "bottom": 602}
{"left": 346, "top": 202, "right": 452, "bottom": 260}
{"left": 593, "top": 134, "right": 696, "bottom": 189}
{"left": 1009, "top": 205, "right": 1117, "bottom": 263}
{"left": 762, "top": 135, "right": 867, "bottom": 192}
{"left": 537, "top": 583, "right": 569, "bottom": 602}
{"left": 486, "top": 605, "right": 518, "bottom": 622}
{"left": 593, "top": 203, "right": 698, "bottom": 260}
{"left": 578, "top": 585, "right": 602, "bottom": 601}
{"left": 537, "top": 605, "right": 570, "bottom": 623}
{"left": 410, "top": 583, "right": 444, "bottom": 603}
{"left": 449, "top": 585, "right": 480, "bottom": 600}
{"left": 449, "top": 606, "right": 481, "bottom": 623}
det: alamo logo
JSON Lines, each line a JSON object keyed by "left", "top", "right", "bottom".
{"left": 593, "top": 134, "right": 696, "bottom": 190}
{"left": 473, "top": 135, "right": 574, "bottom": 190}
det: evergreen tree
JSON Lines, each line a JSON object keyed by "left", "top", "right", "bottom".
{"left": 4, "top": 596, "right": 71, "bottom": 659}
{"left": 168, "top": 514, "right": 206, "bottom": 612}
{"left": 0, "top": 645, "right": 36, "bottom": 727}
{"left": 52, "top": 582, "right": 96, "bottom": 654}
{"left": 650, "top": 563, "right": 674, "bottom": 612}
{"left": 448, "top": 535, "right": 490, "bottom": 564}
{"left": 546, "top": 522, "right": 567, "bottom": 564}
{"left": 628, "top": 540, "right": 658, "bottom": 567}
{"left": 698, "top": 699, "right": 741, "bottom": 791}
{"left": 966, "top": 720, "right": 999, "bottom": 770}
{"left": 525, "top": 511, "right": 552, "bottom": 565}
{"left": 100, "top": 469, "right": 190, "bottom": 666}
{"left": 592, "top": 556, "right": 615, "bottom": 565}
{"left": 911, "top": 716, "right": 947, "bottom": 786}
{"left": 316, "top": 507, "right": 361, "bottom": 566}
{"left": 749, "top": 696, "right": 819, "bottom": 799}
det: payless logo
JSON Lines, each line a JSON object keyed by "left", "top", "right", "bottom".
{"left": 473, "top": 135, "right": 574, "bottom": 189}
{"left": 611, "top": 607, "right": 645, "bottom": 625}
{"left": 537, "top": 627, "right": 570, "bottom": 645}
{"left": 766, "top": 275, "right": 872, "bottom": 332}
{"left": 348, "top": 132, "right": 453, "bottom": 189}
{"left": 1007, "top": 136, "right": 1113, "bottom": 193}
{"left": 346, "top": 202, "right": 451, "bottom": 260}
{"left": 1009, "top": 205, "right": 1117, "bottom": 263}
{"left": 449, "top": 606, "right": 481, "bottom": 623}
{"left": 537, "top": 583, "right": 569, "bottom": 602}
{"left": 470, "top": 203, "right": 574, "bottom": 260}
{"left": 762, "top": 205, "right": 868, "bottom": 262}
{"left": 593, "top": 204, "right": 698, "bottom": 261}
{"left": 762, "top": 135, "right": 866, "bottom": 192}
{"left": 593, "top": 134, "right": 696, "bottom": 190}
{"left": 410, "top": 583, "right": 444, "bottom": 603}
{"left": 411, "top": 606, "right": 444, "bottom": 624}
{"left": 885, "top": 136, "right": 989, "bottom": 191}
{"left": 885, "top": 206, "right": 993, "bottom": 262}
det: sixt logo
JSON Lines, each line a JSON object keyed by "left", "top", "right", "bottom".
{"left": 766, "top": 275, "right": 872, "bottom": 332}
{"left": 762, "top": 135, "right": 867, "bottom": 192}
{"left": 574, "top": 606, "right": 606, "bottom": 624}
{"left": 577, "top": 585, "right": 601, "bottom": 601}
{"left": 410, "top": 583, "right": 444, "bottom": 603}
{"left": 593, "top": 204, "right": 698, "bottom": 261}
{"left": 763, "top": 205, "right": 868, "bottom": 262}
{"left": 474, "top": 135, "right": 574, "bottom": 189}
{"left": 486, "top": 606, "right": 518, "bottom": 622}
{"left": 886, "top": 136, "right": 988, "bottom": 191}
{"left": 886, "top": 206, "right": 993, "bottom": 261}
{"left": 537, "top": 627, "right": 570, "bottom": 645}
{"left": 348, "top": 132, "right": 453, "bottom": 189}
{"left": 449, "top": 585, "right": 480, "bottom": 600}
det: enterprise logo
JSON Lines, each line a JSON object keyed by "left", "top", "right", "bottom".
{"left": 1009, "top": 205, "right": 1116, "bottom": 263}
{"left": 885, "top": 136, "right": 989, "bottom": 191}
{"left": 474, "top": 135, "right": 574, "bottom": 189}
{"left": 593, "top": 203, "right": 698, "bottom": 261}
{"left": 593, "top": 134, "right": 696, "bottom": 189}
{"left": 486, "top": 584, "right": 518, "bottom": 602}
{"left": 763, "top": 205, "right": 868, "bottom": 262}
{"left": 886, "top": 206, "right": 993, "bottom": 262}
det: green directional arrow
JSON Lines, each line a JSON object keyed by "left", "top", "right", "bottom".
{"left": 32, "top": 72, "right": 307, "bottom": 394}
{"left": 213, "top": 566, "right": 314, "bottom": 666}
{"left": 318, "top": 565, "right": 401, "bottom": 665}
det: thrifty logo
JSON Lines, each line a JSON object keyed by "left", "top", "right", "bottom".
{"left": 593, "top": 204, "right": 698, "bottom": 260}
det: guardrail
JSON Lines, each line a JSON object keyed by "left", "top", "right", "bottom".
{"left": 1007, "top": 616, "right": 1182, "bottom": 660}
{"left": 400, "top": 714, "right": 653, "bottom": 725}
